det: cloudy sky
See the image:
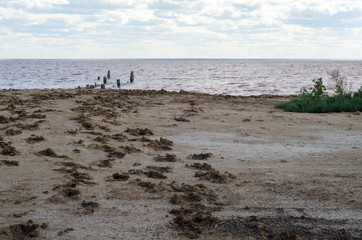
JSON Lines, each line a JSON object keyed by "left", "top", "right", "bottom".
{"left": 1, "top": 0, "right": 362, "bottom": 59}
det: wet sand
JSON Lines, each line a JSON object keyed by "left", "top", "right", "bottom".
{"left": 0, "top": 89, "right": 361, "bottom": 239}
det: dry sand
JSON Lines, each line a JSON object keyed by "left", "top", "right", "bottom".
{"left": 0, "top": 89, "right": 361, "bottom": 239}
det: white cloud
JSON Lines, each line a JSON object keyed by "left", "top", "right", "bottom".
{"left": 9, "top": 0, "right": 70, "bottom": 9}
{"left": 100, "top": 6, "right": 155, "bottom": 24}
{"left": 292, "top": 0, "right": 362, "bottom": 15}
{"left": 176, "top": 14, "right": 213, "bottom": 25}
{"left": 99, "top": 0, "right": 157, "bottom": 6}
{"left": 1, "top": 0, "right": 362, "bottom": 58}
{"left": 0, "top": 7, "right": 25, "bottom": 20}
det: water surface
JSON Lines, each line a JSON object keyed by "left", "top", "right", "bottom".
{"left": 1, "top": 59, "right": 361, "bottom": 95}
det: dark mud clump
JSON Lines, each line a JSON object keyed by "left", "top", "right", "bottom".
{"left": 71, "top": 103, "right": 119, "bottom": 119}
{"left": 72, "top": 114, "right": 94, "bottom": 130}
{"left": 81, "top": 121, "right": 94, "bottom": 130}
{"left": 38, "top": 148, "right": 59, "bottom": 157}
{"left": 33, "top": 108, "right": 57, "bottom": 113}
{"left": 108, "top": 151, "right": 125, "bottom": 159}
{"left": 81, "top": 201, "right": 99, "bottom": 213}
{"left": 0, "top": 95, "right": 24, "bottom": 106}
{"left": 128, "top": 169, "right": 168, "bottom": 179}
{"left": 195, "top": 169, "right": 236, "bottom": 184}
{"left": 70, "top": 170, "right": 95, "bottom": 185}
{"left": 170, "top": 193, "right": 203, "bottom": 205}
{"left": 143, "top": 170, "right": 167, "bottom": 179}
{"left": 186, "top": 163, "right": 213, "bottom": 171}
{"left": 147, "top": 166, "right": 173, "bottom": 173}
{"left": 57, "top": 228, "right": 74, "bottom": 236}
{"left": 170, "top": 205, "right": 219, "bottom": 239}
{"left": 53, "top": 167, "right": 94, "bottom": 184}
{"left": 90, "top": 144, "right": 126, "bottom": 159}
{"left": 0, "top": 220, "right": 42, "bottom": 239}
{"left": 125, "top": 128, "right": 154, "bottom": 136}
{"left": 122, "top": 145, "right": 141, "bottom": 154}
{"left": 128, "top": 169, "right": 144, "bottom": 175}
{"left": 154, "top": 154, "right": 180, "bottom": 162}
{"left": 215, "top": 215, "right": 361, "bottom": 240}
{"left": 89, "top": 144, "right": 115, "bottom": 153}
{"left": 61, "top": 188, "right": 81, "bottom": 198}
{"left": 28, "top": 113, "right": 46, "bottom": 119}
{"left": 133, "top": 179, "right": 158, "bottom": 193}
{"left": 148, "top": 138, "right": 173, "bottom": 151}
{"left": 169, "top": 182, "right": 222, "bottom": 238}
{"left": 111, "top": 133, "right": 127, "bottom": 142}
{"left": 85, "top": 131, "right": 102, "bottom": 136}
{"left": 26, "top": 135, "right": 45, "bottom": 144}
{"left": 31, "top": 90, "right": 74, "bottom": 101}
{"left": 174, "top": 116, "right": 190, "bottom": 122}
{"left": 14, "top": 109, "right": 28, "bottom": 120}
{"left": 52, "top": 166, "right": 95, "bottom": 201}
{"left": 170, "top": 194, "right": 185, "bottom": 205}
{"left": 102, "top": 144, "right": 117, "bottom": 152}
{"left": 139, "top": 136, "right": 151, "bottom": 142}
{"left": 0, "top": 160, "right": 19, "bottom": 166}
{"left": 0, "top": 115, "right": 11, "bottom": 124}
{"left": 111, "top": 173, "right": 130, "bottom": 181}
{"left": 5, "top": 128, "right": 22, "bottom": 136}
{"left": 17, "top": 122, "right": 41, "bottom": 130}
{"left": 169, "top": 182, "right": 206, "bottom": 192}
{"left": 39, "top": 148, "right": 69, "bottom": 159}
{"left": 1, "top": 142, "right": 20, "bottom": 156}
{"left": 60, "top": 161, "right": 89, "bottom": 170}
{"left": 188, "top": 153, "right": 213, "bottom": 160}
{"left": 67, "top": 129, "right": 78, "bottom": 135}
{"left": 168, "top": 182, "right": 220, "bottom": 205}
{"left": 92, "top": 159, "right": 113, "bottom": 168}
{"left": 93, "top": 135, "right": 110, "bottom": 144}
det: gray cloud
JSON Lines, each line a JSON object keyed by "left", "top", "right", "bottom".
{"left": 287, "top": 8, "right": 362, "bottom": 28}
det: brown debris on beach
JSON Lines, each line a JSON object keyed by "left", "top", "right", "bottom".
{"left": 0, "top": 89, "right": 361, "bottom": 239}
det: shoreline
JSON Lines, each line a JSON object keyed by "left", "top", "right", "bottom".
{"left": 1, "top": 87, "right": 293, "bottom": 97}
{"left": 1, "top": 89, "right": 361, "bottom": 239}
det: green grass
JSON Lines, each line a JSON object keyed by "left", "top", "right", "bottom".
{"left": 276, "top": 92, "right": 362, "bottom": 113}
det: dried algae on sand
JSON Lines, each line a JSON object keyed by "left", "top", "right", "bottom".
{"left": 0, "top": 89, "right": 361, "bottom": 239}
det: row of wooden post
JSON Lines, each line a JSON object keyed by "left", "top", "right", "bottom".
{"left": 93, "top": 70, "right": 134, "bottom": 89}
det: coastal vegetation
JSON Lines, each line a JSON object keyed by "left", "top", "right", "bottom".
{"left": 276, "top": 71, "right": 362, "bottom": 113}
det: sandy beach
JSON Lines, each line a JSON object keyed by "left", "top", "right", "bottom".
{"left": 0, "top": 89, "right": 361, "bottom": 239}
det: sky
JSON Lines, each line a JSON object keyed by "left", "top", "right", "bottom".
{"left": 0, "top": 0, "right": 362, "bottom": 59}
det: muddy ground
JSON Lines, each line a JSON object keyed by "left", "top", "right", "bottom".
{"left": 0, "top": 89, "right": 361, "bottom": 239}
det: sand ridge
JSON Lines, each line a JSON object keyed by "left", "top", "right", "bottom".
{"left": 0, "top": 89, "right": 361, "bottom": 239}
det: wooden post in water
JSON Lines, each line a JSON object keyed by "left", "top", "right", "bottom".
{"left": 103, "top": 76, "right": 107, "bottom": 84}
{"left": 101, "top": 84, "right": 105, "bottom": 89}
{"left": 117, "top": 79, "right": 121, "bottom": 88}
{"left": 130, "top": 71, "right": 134, "bottom": 83}
{"left": 107, "top": 70, "right": 111, "bottom": 79}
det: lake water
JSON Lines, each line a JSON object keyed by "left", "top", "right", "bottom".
{"left": 0, "top": 59, "right": 361, "bottom": 96}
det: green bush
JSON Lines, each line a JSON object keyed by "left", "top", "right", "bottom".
{"left": 276, "top": 78, "right": 362, "bottom": 113}
{"left": 354, "top": 86, "right": 362, "bottom": 98}
{"left": 310, "top": 77, "right": 327, "bottom": 97}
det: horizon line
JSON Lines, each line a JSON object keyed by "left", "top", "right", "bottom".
{"left": 1, "top": 57, "right": 362, "bottom": 61}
